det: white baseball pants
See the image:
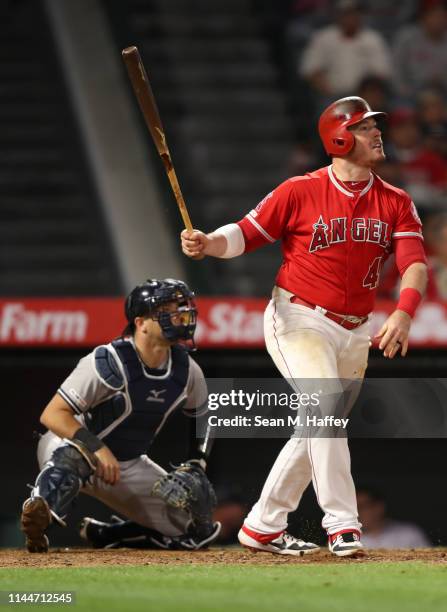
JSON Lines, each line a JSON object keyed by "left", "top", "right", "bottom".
{"left": 245, "top": 286, "right": 370, "bottom": 535}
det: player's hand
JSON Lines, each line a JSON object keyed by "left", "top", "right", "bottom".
{"left": 181, "top": 229, "right": 208, "bottom": 260}
{"left": 375, "top": 309, "right": 412, "bottom": 358}
{"left": 94, "top": 446, "right": 120, "bottom": 485}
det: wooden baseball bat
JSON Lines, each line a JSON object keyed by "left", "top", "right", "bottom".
{"left": 122, "top": 45, "right": 193, "bottom": 232}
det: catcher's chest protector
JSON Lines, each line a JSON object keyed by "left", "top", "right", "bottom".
{"left": 85, "top": 339, "right": 189, "bottom": 460}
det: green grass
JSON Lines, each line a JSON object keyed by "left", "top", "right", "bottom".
{"left": 1, "top": 563, "right": 447, "bottom": 612}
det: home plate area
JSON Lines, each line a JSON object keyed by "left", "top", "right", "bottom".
{"left": 1, "top": 547, "right": 446, "bottom": 568}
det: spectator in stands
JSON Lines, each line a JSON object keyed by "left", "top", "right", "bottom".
{"left": 378, "top": 212, "right": 446, "bottom": 301}
{"left": 418, "top": 88, "right": 447, "bottom": 129}
{"left": 357, "top": 486, "right": 431, "bottom": 548}
{"left": 290, "top": 0, "right": 331, "bottom": 27}
{"left": 423, "top": 213, "right": 447, "bottom": 299}
{"left": 385, "top": 107, "right": 447, "bottom": 209}
{"left": 417, "top": 88, "right": 447, "bottom": 159}
{"left": 357, "top": 75, "right": 391, "bottom": 115}
{"left": 300, "top": 0, "right": 392, "bottom": 107}
{"left": 393, "top": 0, "right": 447, "bottom": 101}
{"left": 286, "top": 0, "right": 332, "bottom": 49}
{"left": 364, "top": 1, "right": 418, "bottom": 41}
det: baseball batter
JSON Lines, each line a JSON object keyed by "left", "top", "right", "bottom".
{"left": 21, "top": 279, "right": 220, "bottom": 552}
{"left": 181, "top": 97, "right": 428, "bottom": 557}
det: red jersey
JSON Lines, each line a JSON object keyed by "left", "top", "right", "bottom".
{"left": 237, "top": 165, "right": 424, "bottom": 317}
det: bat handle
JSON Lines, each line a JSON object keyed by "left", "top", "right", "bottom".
{"left": 167, "top": 168, "right": 193, "bottom": 232}
{"left": 180, "top": 208, "right": 194, "bottom": 233}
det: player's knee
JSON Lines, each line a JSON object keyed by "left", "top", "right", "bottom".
{"left": 32, "top": 443, "right": 95, "bottom": 522}
{"left": 51, "top": 443, "right": 95, "bottom": 482}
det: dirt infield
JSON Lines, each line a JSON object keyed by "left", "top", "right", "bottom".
{"left": 1, "top": 547, "right": 446, "bottom": 568}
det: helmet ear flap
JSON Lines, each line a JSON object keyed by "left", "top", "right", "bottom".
{"left": 331, "top": 129, "right": 355, "bottom": 155}
{"left": 320, "top": 117, "right": 355, "bottom": 156}
{"left": 333, "top": 137, "right": 346, "bottom": 147}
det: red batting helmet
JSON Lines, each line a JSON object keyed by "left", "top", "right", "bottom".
{"left": 318, "top": 96, "right": 387, "bottom": 156}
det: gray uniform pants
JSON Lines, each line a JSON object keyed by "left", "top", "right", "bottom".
{"left": 37, "top": 431, "right": 189, "bottom": 536}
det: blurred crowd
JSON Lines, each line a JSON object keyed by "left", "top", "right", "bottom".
{"left": 282, "top": 0, "right": 447, "bottom": 300}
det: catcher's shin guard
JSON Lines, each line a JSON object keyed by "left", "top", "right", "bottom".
{"left": 33, "top": 442, "right": 95, "bottom": 521}
{"left": 22, "top": 441, "right": 96, "bottom": 551}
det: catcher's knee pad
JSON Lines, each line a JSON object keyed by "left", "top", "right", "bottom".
{"left": 32, "top": 442, "right": 95, "bottom": 524}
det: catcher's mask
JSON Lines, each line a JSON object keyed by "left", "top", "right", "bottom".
{"left": 124, "top": 278, "right": 197, "bottom": 347}
{"left": 318, "top": 96, "right": 387, "bottom": 156}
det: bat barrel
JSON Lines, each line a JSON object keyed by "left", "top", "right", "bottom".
{"left": 122, "top": 45, "right": 194, "bottom": 232}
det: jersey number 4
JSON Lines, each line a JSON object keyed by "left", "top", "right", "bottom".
{"left": 363, "top": 256, "right": 383, "bottom": 290}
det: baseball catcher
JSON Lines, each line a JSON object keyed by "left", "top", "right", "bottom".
{"left": 21, "top": 279, "right": 220, "bottom": 552}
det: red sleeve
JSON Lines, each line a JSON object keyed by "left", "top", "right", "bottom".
{"left": 394, "top": 237, "right": 427, "bottom": 276}
{"left": 392, "top": 196, "right": 423, "bottom": 241}
{"left": 237, "top": 179, "right": 296, "bottom": 253}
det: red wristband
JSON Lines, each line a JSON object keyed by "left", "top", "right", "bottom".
{"left": 396, "top": 288, "right": 422, "bottom": 318}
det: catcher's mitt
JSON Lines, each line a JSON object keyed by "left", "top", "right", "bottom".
{"left": 152, "top": 460, "right": 217, "bottom": 539}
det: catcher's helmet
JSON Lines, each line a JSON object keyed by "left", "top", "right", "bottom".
{"left": 318, "top": 96, "right": 387, "bottom": 156}
{"left": 124, "top": 278, "right": 197, "bottom": 344}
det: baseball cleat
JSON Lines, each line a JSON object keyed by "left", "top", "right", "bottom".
{"left": 238, "top": 525, "right": 320, "bottom": 556}
{"left": 150, "top": 521, "right": 222, "bottom": 551}
{"left": 79, "top": 517, "right": 122, "bottom": 549}
{"left": 21, "top": 497, "right": 51, "bottom": 553}
{"left": 328, "top": 529, "right": 365, "bottom": 557}
{"left": 80, "top": 516, "right": 222, "bottom": 551}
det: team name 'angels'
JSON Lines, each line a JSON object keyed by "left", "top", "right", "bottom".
{"left": 309, "top": 215, "right": 389, "bottom": 253}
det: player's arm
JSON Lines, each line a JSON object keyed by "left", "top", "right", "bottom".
{"left": 43, "top": 354, "right": 121, "bottom": 484}
{"left": 376, "top": 239, "right": 428, "bottom": 359}
{"left": 40, "top": 393, "right": 120, "bottom": 485}
{"left": 41, "top": 393, "right": 87, "bottom": 439}
{"left": 183, "top": 358, "right": 213, "bottom": 470}
{"left": 181, "top": 180, "right": 296, "bottom": 259}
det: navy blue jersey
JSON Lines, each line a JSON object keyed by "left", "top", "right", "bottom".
{"left": 58, "top": 338, "right": 207, "bottom": 460}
